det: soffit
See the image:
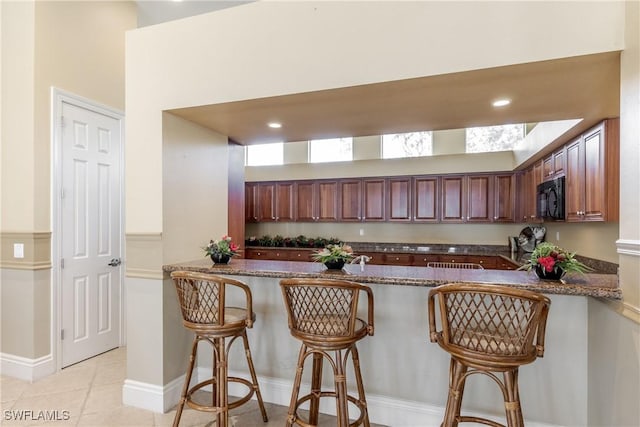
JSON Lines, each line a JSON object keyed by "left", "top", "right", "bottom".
{"left": 169, "top": 51, "right": 620, "bottom": 145}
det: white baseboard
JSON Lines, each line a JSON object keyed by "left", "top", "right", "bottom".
{"left": 123, "top": 367, "right": 562, "bottom": 426}
{"left": 122, "top": 375, "right": 184, "bottom": 413}
{"left": 0, "top": 352, "right": 55, "bottom": 382}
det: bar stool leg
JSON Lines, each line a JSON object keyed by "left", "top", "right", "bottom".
{"left": 240, "top": 330, "right": 269, "bottom": 422}
{"left": 333, "top": 349, "right": 349, "bottom": 427}
{"left": 350, "top": 345, "right": 370, "bottom": 427}
{"left": 216, "top": 337, "right": 228, "bottom": 427}
{"left": 173, "top": 337, "right": 199, "bottom": 427}
{"left": 287, "top": 344, "right": 307, "bottom": 427}
{"left": 309, "top": 352, "right": 324, "bottom": 425}
{"left": 442, "top": 358, "right": 468, "bottom": 427}
{"left": 503, "top": 369, "right": 524, "bottom": 427}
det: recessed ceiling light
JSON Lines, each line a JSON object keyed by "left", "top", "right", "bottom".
{"left": 492, "top": 99, "right": 511, "bottom": 107}
{"left": 268, "top": 122, "right": 282, "bottom": 129}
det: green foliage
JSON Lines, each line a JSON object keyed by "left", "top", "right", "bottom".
{"left": 519, "top": 242, "right": 592, "bottom": 275}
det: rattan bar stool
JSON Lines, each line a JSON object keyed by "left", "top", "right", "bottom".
{"left": 170, "top": 271, "right": 268, "bottom": 427}
{"left": 428, "top": 283, "right": 551, "bottom": 427}
{"left": 427, "top": 262, "right": 484, "bottom": 270}
{"left": 280, "top": 278, "right": 375, "bottom": 427}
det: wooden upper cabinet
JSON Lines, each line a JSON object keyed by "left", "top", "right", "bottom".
{"left": 294, "top": 180, "right": 339, "bottom": 222}
{"left": 493, "top": 174, "right": 516, "bottom": 222}
{"left": 295, "top": 181, "right": 316, "bottom": 222}
{"left": 566, "top": 119, "right": 619, "bottom": 222}
{"left": 245, "top": 182, "right": 259, "bottom": 222}
{"left": 275, "top": 182, "right": 295, "bottom": 222}
{"left": 467, "top": 175, "right": 492, "bottom": 222}
{"left": 339, "top": 178, "right": 385, "bottom": 222}
{"left": 363, "top": 179, "right": 385, "bottom": 221}
{"left": 565, "top": 138, "right": 583, "bottom": 221}
{"left": 543, "top": 147, "right": 566, "bottom": 181}
{"left": 256, "top": 183, "right": 276, "bottom": 221}
{"left": 413, "top": 176, "right": 438, "bottom": 222}
{"left": 388, "top": 177, "right": 412, "bottom": 222}
{"left": 519, "top": 161, "right": 544, "bottom": 223}
{"left": 251, "top": 182, "right": 295, "bottom": 222}
{"left": 553, "top": 148, "right": 565, "bottom": 177}
{"left": 441, "top": 175, "right": 465, "bottom": 222}
{"left": 317, "top": 180, "right": 339, "bottom": 221}
{"left": 339, "top": 179, "right": 362, "bottom": 221}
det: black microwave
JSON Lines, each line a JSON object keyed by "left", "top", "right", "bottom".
{"left": 537, "top": 177, "right": 565, "bottom": 221}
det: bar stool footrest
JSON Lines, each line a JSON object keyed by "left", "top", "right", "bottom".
{"left": 185, "top": 376, "right": 256, "bottom": 413}
{"left": 292, "top": 391, "right": 367, "bottom": 427}
{"left": 457, "top": 415, "right": 506, "bottom": 427}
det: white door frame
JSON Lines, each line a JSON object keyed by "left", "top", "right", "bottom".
{"left": 51, "top": 87, "right": 126, "bottom": 371}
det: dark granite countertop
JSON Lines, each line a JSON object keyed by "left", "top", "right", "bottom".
{"left": 244, "top": 243, "right": 618, "bottom": 274}
{"left": 162, "top": 258, "right": 621, "bottom": 299}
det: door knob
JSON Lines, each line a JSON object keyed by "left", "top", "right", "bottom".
{"left": 108, "top": 258, "right": 122, "bottom": 267}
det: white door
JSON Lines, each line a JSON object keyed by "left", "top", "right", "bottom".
{"left": 60, "top": 101, "right": 122, "bottom": 367}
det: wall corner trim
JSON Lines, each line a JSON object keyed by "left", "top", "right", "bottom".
{"left": 616, "top": 239, "right": 640, "bottom": 256}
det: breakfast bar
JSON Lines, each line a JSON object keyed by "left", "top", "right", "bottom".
{"left": 162, "top": 258, "right": 620, "bottom": 426}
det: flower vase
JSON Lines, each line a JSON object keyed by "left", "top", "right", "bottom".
{"left": 324, "top": 260, "right": 346, "bottom": 270}
{"left": 534, "top": 265, "right": 565, "bottom": 281}
{"left": 211, "top": 253, "right": 231, "bottom": 265}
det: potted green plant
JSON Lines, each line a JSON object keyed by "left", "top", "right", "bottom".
{"left": 519, "top": 242, "right": 592, "bottom": 280}
{"left": 203, "top": 235, "right": 240, "bottom": 264}
{"left": 311, "top": 243, "right": 355, "bottom": 270}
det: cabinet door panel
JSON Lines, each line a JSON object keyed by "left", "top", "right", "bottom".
{"left": 414, "top": 177, "right": 438, "bottom": 222}
{"left": 295, "top": 182, "right": 316, "bottom": 221}
{"left": 318, "top": 181, "right": 339, "bottom": 221}
{"left": 275, "top": 182, "right": 295, "bottom": 221}
{"left": 340, "top": 179, "right": 362, "bottom": 221}
{"left": 245, "top": 183, "right": 258, "bottom": 222}
{"left": 494, "top": 174, "right": 515, "bottom": 222}
{"left": 554, "top": 149, "right": 565, "bottom": 176}
{"left": 257, "top": 183, "right": 275, "bottom": 221}
{"left": 565, "top": 139, "right": 583, "bottom": 221}
{"left": 441, "top": 176, "right": 465, "bottom": 222}
{"left": 363, "top": 179, "right": 385, "bottom": 221}
{"left": 583, "top": 129, "right": 605, "bottom": 221}
{"left": 467, "top": 175, "right": 492, "bottom": 222}
{"left": 388, "top": 178, "right": 411, "bottom": 221}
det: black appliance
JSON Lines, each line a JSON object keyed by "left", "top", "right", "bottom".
{"left": 537, "top": 177, "right": 565, "bottom": 221}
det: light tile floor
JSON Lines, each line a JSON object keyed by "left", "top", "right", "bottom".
{"left": 0, "top": 347, "right": 386, "bottom": 427}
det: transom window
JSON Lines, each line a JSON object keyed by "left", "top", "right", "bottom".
{"left": 308, "top": 137, "right": 353, "bottom": 163}
{"left": 382, "top": 131, "right": 433, "bottom": 159}
{"left": 465, "top": 124, "right": 525, "bottom": 153}
{"left": 245, "top": 142, "right": 284, "bottom": 166}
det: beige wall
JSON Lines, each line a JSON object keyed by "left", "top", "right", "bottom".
{"left": 0, "top": 1, "right": 136, "bottom": 359}
{"left": 162, "top": 114, "right": 232, "bottom": 382}
{"left": 162, "top": 113, "right": 230, "bottom": 265}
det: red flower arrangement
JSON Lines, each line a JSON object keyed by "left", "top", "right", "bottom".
{"left": 203, "top": 235, "right": 240, "bottom": 257}
{"left": 520, "top": 242, "right": 592, "bottom": 277}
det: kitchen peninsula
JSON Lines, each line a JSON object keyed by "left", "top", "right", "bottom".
{"left": 162, "top": 257, "right": 620, "bottom": 426}
{"left": 163, "top": 257, "right": 620, "bottom": 299}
